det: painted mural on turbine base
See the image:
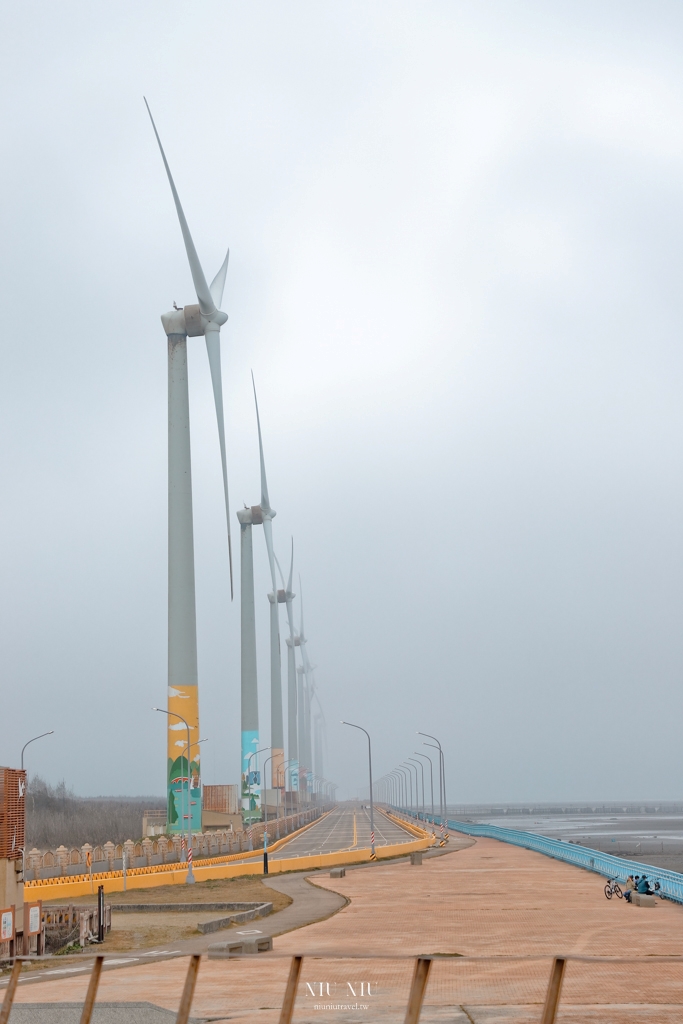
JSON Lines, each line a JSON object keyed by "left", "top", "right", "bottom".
{"left": 241, "top": 729, "right": 261, "bottom": 825}
{"left": 167, "top": 683, "right": 202, "bottom": 833}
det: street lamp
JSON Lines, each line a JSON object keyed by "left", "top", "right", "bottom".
{"left": 419, "top": 732, "right": 449, "bottom": 842}
{"left": 414, "top": 752, "right": 435, "bottom": 819}
{"left": 20, "top": 730, "right": 54, "bottom": 878}
{"left": 246, "top": 746, "right": 269, "bottom": 849}
{"left": 407, "top": 757, "right": 425, "bottom": 817}
{"left": 21, "top": 731, "right": 54, "bottom": 771}
{"left": 396, "top": 766, "right": 409, "bottom": 813}
{"left": 341, "top": 721, "right": 375, "bottom": 859}
{"left": 153, "top": 708, "right": 194, "bottom": 882}
{"left": 401, "top": 763, "right": 416, "bottom": 815}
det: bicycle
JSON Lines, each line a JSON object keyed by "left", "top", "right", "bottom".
{"left": 604, "top": 878, "right": 623, "bottom": 899}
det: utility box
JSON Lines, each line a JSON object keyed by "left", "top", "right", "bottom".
{"left": 410, "top": 852, "right": 423, "bottom": 866}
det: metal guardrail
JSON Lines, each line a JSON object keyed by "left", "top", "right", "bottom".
{"left": 393, "top": 806, "right": 683, "bottom": 905}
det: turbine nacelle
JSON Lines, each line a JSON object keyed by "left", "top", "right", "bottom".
{"left": 161, "top": 304, "right": 228, "bottom": 338}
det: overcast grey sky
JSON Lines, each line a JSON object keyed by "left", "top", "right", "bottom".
{"left": 2, "top": 1, "right": 683, "bottom": 802}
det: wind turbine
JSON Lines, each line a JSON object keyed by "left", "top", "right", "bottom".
{"left": 252, "top": 379, "right": 285, "bottom": 795}
{"left": 236, "top": 502, "right": 262, "bottom": 824}
{"left": 146, "top": 100, "right": 234, "bottom": 834}
{"left": 276, "top": 543, "right": 299, "bottom": 799}
{"left": 296, "top": 578, "right": 315, "bottom": 801}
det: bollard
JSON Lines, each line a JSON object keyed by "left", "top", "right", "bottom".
{"left": 176, "top": 954, "right": 201, "bottom": 1024}
{"left": 0, "top": 960, "right": 22, "bottom": 1024}
{"left": 79, "top": 955, "right": 104, "bottom": 1024}
{"left": 404, "top": 957, "right": 432, "bottom": 1024}
{"left": 97, "top": 885, "right": 105, "bottom": 943}
{"left": 278, "top": 955, "right": 303, "bottom": 1024}
{"left": 540, "top": 957, "right": 566, "bottom": 1024}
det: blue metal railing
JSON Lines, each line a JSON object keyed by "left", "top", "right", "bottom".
{"left": 390, "top": 806, "right": 683, "bottom": 904}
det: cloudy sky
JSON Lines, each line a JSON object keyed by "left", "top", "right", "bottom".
{"left": 3, "top": 1, "right": 683, "bottom": 803}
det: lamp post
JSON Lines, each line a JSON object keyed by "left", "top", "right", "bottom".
{"left": 20, "top": 730, "right": 54, "bottom": 879}
{"left": 281, "top": 757, "right": 296, "bottom": 825}
{"left": 247, "top": 746, "right": 269, "bottom": 850}
{"left": 341, "top": 721, "right": 375, "bottom": 859}
{"left": 419, "top": 732, "right": 449, "bottom": 842}
{"left": 396, "top": 766, "right": 409, "bottom": 813}
{"left": 389, "top": 770, "right": 402, "bottom": 809}
{"left": 401, "top": 763, "right": 416, "bottom": 815}
{"left": 407, "top": 757, "right": 425, "bottom": 818}
{"left": 414, "top": 752, "right": 434, "bottom": 819}
{"left": 153, "top": 708, "right": 194, "bottom": 882}
{"left": 21, "top": 731, "right": 54, "bottom": 771}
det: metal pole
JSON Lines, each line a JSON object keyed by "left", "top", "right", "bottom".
{"left": 341, "top": 721, "right": 375, "bottom": 859}
{"left": 401, "top": 763, "right": 415, "bottom": 814}
{"left": 414, "top": 752, "right": 434, "bottom": 819}
{"left": 21, "top": 731, "right": 54, "bottom": 771}
{"left": 153, "top": 708, "right": 195, "bottom": 881}
{"left": 19, "top": 730, "right": 54, "bottom": 879}
{"left": 408, "top": 758, "right": 425, "bottom": 817}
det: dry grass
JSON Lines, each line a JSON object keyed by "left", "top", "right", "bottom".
{"left": 45, "top": 875, "right": 292, "bottom": 912}
{"left": 42, "top": 877, "right": 293, "bottom": 953}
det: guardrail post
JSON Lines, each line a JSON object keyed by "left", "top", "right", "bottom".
{"left": 176, "top": 954, "right": 201, "bottom": 1024}
{"left": 79, "top": 955, "right": 104, "bottom": 1024}
{"left": 278, "top": 955, "right": 303, "bottom": 1024}
{"left": 0, "top": 960, "right": 22, "bottom": 1024}
{"left": 404, "top": 956, "right": 432, "bottom": 1024}
{"left": 540, "top": 957, "right": 566, "bottom": 1024}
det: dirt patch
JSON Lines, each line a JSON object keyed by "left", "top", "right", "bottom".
{"left": 44, "top": 876, "right": 291, "bottom": 912}
{"left": 39, "top": 878, "right": 291, "bottom": 954}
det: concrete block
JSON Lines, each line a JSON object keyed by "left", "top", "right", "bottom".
{"left": 410, "top": 852, "right": 423, "bottom": 866}
{"left": 330, "top": 868, "right": 346, "bottom": 878}
{"left": 208, "top": 936, "right": 273, "bottom": 958}
{"left": 632, "top": 893, "right": 656, "bottom": 907}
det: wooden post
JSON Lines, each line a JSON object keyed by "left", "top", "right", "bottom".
{"left": 79, "top": 955, "right": 104, "bottom": 1024}
{"left": 0, "top": 959, "right": 21, "bottom": 1024}
{"left": 278, "top": 955, "right": 303, "bottom": 1024}
{"left": 404, "top": 957, "right": 432, "bottom": 1024}
{"left": 176, "top": 954, "right": 201, "bottom": 1024}
{"left": 540, "top": 957, "right": 566, "bottom": 1024}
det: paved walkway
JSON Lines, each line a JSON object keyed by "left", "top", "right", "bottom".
{"left": 8, "top": 836, "right": 683, "bottom": 1022}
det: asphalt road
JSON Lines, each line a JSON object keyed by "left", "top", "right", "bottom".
{"left": 270, "top": 804, "right": 414, "bottom": 859}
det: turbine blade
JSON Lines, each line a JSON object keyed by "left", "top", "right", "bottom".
{"left": 205, "top": 331, "right": 234, "bottom": 599}
{"left": 287, "top": 537, "right": 294, "bottom": 593}
{"left": 263, "top": 518, "right": 278, "bottom": 593}
{"left": 298, "top": 574, "right": 305, "bottom": 639}
{"left": 274, "top": 553, "right": 286, "bottom": 590}
{"left": 210, "top": 248, "right": 229, "bottom": 309}
{"left": 144, "top": 99, "right": 215, "bottom": 317}
{"left": 251, "top": 372, "right": 270, "bottom": 511}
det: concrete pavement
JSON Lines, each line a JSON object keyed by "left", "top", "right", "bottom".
{"left": 9, "top": 836, "right": 683, "bottom": 1021}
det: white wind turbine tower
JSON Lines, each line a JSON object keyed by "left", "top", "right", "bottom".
{"left": 296, "top": 578, "right": 316, "bottom": 801}
{"left": 252, "top": 380, "right": 285, "bottom": 794}
{"left": 146, "top": 100, "right": 233, "bottom": 833}
{"left": 276, "top": 543, "right": 299, "bottom": 798}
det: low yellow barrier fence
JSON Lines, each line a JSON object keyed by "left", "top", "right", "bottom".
{"left": 379, "top": 808, "right": 434, "bottom": 840}
{"left": 25, "top": 824, "right": 434, "bottom": 901}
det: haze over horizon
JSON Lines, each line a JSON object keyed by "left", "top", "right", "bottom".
{"left": 2, "top": 1, "right": 683, "bottom": 804}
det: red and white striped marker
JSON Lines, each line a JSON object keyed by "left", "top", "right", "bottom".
{"left": 187, "top": 844, "right": 193, "bottom": 866}
{"left": 371, "top": 831, "right": 375, "bottom": 846}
